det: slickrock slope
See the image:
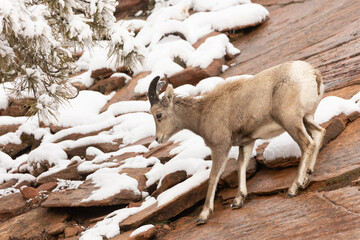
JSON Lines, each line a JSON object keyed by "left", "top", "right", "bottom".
{"left": 1, "top": 0, "right": 360, "bottom": 239}
{"left": 163, "top": 0, "right": 360, "bottom": 238}
{"left": 221, "top": 0, "right": 360, "bottom": 92}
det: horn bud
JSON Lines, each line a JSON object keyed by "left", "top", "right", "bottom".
{"left": 148, "top": 76, "right": 160, "bottom": 105}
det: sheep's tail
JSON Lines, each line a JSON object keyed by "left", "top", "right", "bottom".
{"left": 314, "top": 69, "right": 323, "bottom": 96}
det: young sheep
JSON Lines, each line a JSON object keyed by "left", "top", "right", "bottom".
{"left": 148, "top": 61, "right": 325, "bottom": 224}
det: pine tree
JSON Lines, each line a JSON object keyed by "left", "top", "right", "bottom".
{"left": 0, "top": 0, "right": 144, "bottom": 119}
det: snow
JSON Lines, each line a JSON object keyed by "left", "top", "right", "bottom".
{"left": 315, "top": 96, "right": 360, "bottom": 124}
{"left": 169, "top": 130, "right": 211, "bottom": 161}
{"left": 77, "top": 145, "right": 149, "bottom": 173}
{"left": 28, "top": 143, "right": 68, "bottom": 168}
{"left": 191, "top": 0, "right": 251, "bottom": 12}
{"left": 118, "top": 156, "right": 159, "bottom": 171}
{"left": 44, "top": 90, "right": 114, "bottom": 127}
{"left": 157, "top": 168, "right": 210, "bottom": 206}
{"left": 0, "top": 187, "right": 20, "bottom": 198}
{"left": 0, "top": 83, "right": 11, "bottom": 110}
{"left": 53, "top": 179, "right": 83, "bottom": 192}
{"left": 130, "top": 224, "right": 154, "bottom": 237}
{"left": 82, "top": 168, "right": 140, "bottom": 202}
{"left": 4, "top": 0, "right": 360, "bottom": 239}
{"left": 0, "top": 173, "right": 36, "bottom": 185}
{"left": 134, "top": 72, "right": 164, "bottom": 94}
{"left": 0, "top": 132, "right": 21, "bottom": 145}
{"left": 263, "top": 95, "right": 360, "bottom": 161}
{"left": 145, "top": 162, "right": 165, "bottom": 187}
{"left": 36, "top": 159, "right": 71, "bottom": 180}
{"left": 111, "top": 112, "right": 155, "bottom": 145}
{"left": 106, "top": 100, "right": 150, "bottom": 116}
{"left": 263, "top": 133, "right": 301, "bottom": 160}
{"left": 134, "top": 10, "right": 143, "bottom": 17}
{"left": 110, "top": 72, "right": 132, "bottom": 82}
{"left": 80, "top": 196, "right": 157, "bottom": 240}
{"left": 0, "top": 151, "right": 14, "bottom": 172}
{"left": 0, "top": 116, "right": 28, "bottom": 125}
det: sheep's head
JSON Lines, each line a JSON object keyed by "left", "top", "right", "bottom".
{"left": 148, "top": 76, "right": 181, "bottom": 144}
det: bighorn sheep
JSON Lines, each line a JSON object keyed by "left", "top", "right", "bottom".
{"left": 148, "top": 61, "right": 325, "bottom": 224}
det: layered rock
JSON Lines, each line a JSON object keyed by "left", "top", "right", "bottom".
{"left": 164, "top": 186, "right": 360, "bottom": 239}
{"left": 256, "top": 111, "right": 360, "bottom": 169}
{"left": 247, "top": 117, "right": 360, "bottom": 195}
{"left": 0, "top": 208, "right": 70, "bottom": 239}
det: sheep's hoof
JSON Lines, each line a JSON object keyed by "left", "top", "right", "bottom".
{"left": 300, "top": 177, "right": 311, "bottom": 190}
{"left": 230, "top": 203, "right": 243, "bottom": 209}
{"left": 195, "top": 218, "right": 207, "bottom": 225}
{"left": 307, "top": 169, "right": 313, "bottom": 175}
{"left": 286, "top": 192, "right": 297, "bottom": 198}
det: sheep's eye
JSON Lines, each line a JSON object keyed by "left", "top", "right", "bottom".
{"left": 156, "top": 113, "right": 162, "bottom": 119}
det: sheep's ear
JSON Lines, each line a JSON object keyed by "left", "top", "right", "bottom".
{"left": 164, "top": 84, "right": 174, "bottom": 104}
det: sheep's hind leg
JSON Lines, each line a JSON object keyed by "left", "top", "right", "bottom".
{"left": 231, "top": 142, "right": 254, "bottom": 209}
{"left": 284, "top": 123, "right": 315, "bottom": 197}
{"left": 303, "top": 114, "right": 325, "bottom": 175}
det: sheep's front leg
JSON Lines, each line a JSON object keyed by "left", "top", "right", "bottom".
{"left": 196, "top": 145, "right": 230, "bottom": 225}
{"left": 231, "top": 142, "right": 254, "bottom": 209}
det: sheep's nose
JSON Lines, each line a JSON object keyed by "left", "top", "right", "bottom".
{"left": 155, "top": 137, "right": 158, "bottom": 142}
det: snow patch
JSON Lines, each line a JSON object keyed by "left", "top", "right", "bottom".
{"left": 80, "top": 197, "right": 157, "bottom": 240}
{"left": 53, "top": 179, "right": 83, "bottom": 192}
{"left": 0, "top": 188, "right": 20, "bottom": 198}
{"left": 130, "top": 224, "right": 155, "bottom": 237}
{"left": 82, "top": 168, "right": 140, "bottom": 202}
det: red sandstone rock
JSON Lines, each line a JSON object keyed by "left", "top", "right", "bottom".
{"left": 220, "top": 0, "right": 360, "bottom": 92}
{"left": 151, "top": 170, "right": 188, "bottom": 198}
{"left": 89, "top": 76, "right": 127, "bottom": 95}
{"left": 100, "top": 72, "right": 151, "bottom": 113}
{"left": 47, "top": 222, "right": 66, "bottom": 235}
{"left": 120, "top": 179, "right": 209, "bottom": 231}
{"left": 130, "top": 226, "right": 157, "bottom": 240}
{"left": 0, "top": 192, "right": 27, "bottom": 221}
{"left": 41, "top": 168, "right": 149, "bottom": 207}
{"left": 0, "top": 142, "right": 31, "bottom": 158}
{"left": 143, "top": 142, "right": 179, "bottom": 163}
{"left": 193, "top": 32, "right": 222, "bottom": 49}
{"left": 71, "top": 81, "right": 87, "bottom": 91}
{"left": 64, "top": 138, "right": 123, "bottom": 159}
{"left": 0, "top": 102, "right": 28, "bottom": 116}
{"left": 129, "top": 136, "right": 156, "bottom": 148}
{"left": 20, "top": 186, "right": 39, "bottom": 199}
{"left": 0, "top": 124, "right": 21, "bottom": 136}
{"left": 114, "top": 0, "right": 145, "bottom": 19}
{"left": 54, "top": 126, "right": 114, "bottom": 143}
{"left": 36, "top": 182, "right": 58, "bottom": 192}
{"left": 90, "top": 67, "right": 114, "bottom": 80}
{"left": 168, "top": 58, "right": 224, "bottom": 88}
{"left": 321, "top": 113, "right": 348, "bottom": 145}
{"left": 0, "top": 179, "right": 18, "bottom": 189}
{"left": 247, "top": 117, "right": 360, "bottom": 195}
{"left": 37, "top": 164, "right": 82, "bottom": 184}
{"left": 164, "top": 187, "right": 360, "bottom": 239}
{"left": 220, "top": 157, "right": 257, "bottom": 188}
{"left": 64, "top": 225, "right": 82, "bottom": 238}
{"left": 0, "top": 207, "right": 70, "bottom": 239}
{"left": 257, "top": 112, "right": 359, "bottom": 169}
